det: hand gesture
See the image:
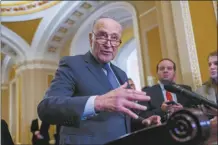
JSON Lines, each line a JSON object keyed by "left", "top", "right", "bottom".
{"left": 94, "top": 82, "right": 150, "bottom": 119}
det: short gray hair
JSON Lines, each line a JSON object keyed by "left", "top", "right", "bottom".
{"left": 92, "top": 16, "right": 119, "bottom": 30}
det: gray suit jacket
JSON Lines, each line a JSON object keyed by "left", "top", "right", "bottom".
{"left": 37, "top": 52, "right": 130, "bottom": 145}
{"left": 196, "top": 84, "right": 217, "bottom": 104}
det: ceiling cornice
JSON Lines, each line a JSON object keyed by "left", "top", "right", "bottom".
{"left": 1, "top": 1, "right": 60, "bottom": 16}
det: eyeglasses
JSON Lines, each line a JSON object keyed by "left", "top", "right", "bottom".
{"left": 92, "top": 31, "right": 122, "bottom": 47}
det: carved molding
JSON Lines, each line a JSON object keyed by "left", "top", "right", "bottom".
{"left": 181, "top": 1, "right": 202, "bottom": 88}
{"left": 15, "top": 60, "right": 58, "bottom": 75}
{"left": 171, "top": 1, "right": 202, "bottom": 89}
{"left": 1, "top": 83, "right": 9, "bottom": 90}
{"left": 1, "top": 1, "right": 60, "bottom": 16}
{"left": 213, "top": 1, "right": 217, "bottom": 22}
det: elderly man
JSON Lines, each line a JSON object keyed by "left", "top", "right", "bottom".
{"left": 37, "top": 17, "right": 160, "bottom": 145}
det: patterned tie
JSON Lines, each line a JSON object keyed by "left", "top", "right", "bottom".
{"left": 103, "top": 63, "right": 120, "bottom": 89}
{"left": 166, "top": 91, "right": 173, "bottom": 101}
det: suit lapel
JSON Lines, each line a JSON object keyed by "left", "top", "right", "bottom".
{"left": 84, "top": 52, "right": 113, "bottom": 91}
{"left": 155, "top": 85, "right": 165, "bottom": 104}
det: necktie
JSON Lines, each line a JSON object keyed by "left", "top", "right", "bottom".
{"left": 103, "top": 63, "right": 120, "bottom": 89}
{"left": 166, "top": 91, "right": 173, "bottom": 101}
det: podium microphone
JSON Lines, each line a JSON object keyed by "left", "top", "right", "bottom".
{"left": 164, "top": 83, "right": 218, "bottom": 109}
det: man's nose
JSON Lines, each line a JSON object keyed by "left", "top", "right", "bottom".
{"left": 210, "top": 64, "right": 216, "bottom": 69}
{"left": 104, "top": 39, "right": 111, "bottom": 47}
{"left": 163, "top": 68, "right": 168, "bottom": 72}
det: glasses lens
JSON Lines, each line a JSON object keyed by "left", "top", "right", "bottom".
{"left": 111, "top": 40, "right": 120, "bottom": 47}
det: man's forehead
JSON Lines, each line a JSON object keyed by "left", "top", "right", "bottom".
{"left": 209, "top": 56, "right": 217, "bottom": 60}
{"left": 159, "top": 60, "right": 174, "bottom": 66}
{"left": 93, "top": 18, "right": 122, "bottom": 32}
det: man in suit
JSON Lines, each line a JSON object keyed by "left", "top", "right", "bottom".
{"left": 1, "top": 119, "right": 14, "bottom": 145}
{"left": 31, "top": 119, "right": 50, "bottom": 145}
{"left": 196, "top": 51, "right": 217, "bottom": 119}
{"left": 37, "top": 17, "right": 161, "bottom": 145}
{"left": 196, "top": 51, "right": 217, "bottom": 104}
{"left": 128, "top": 78, "right": 136, "bottom": 90}
{"left": 137, "top": 59, "right": 195, "bottom": 125}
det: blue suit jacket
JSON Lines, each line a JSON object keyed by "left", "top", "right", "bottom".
{"left": 37, "top": 51, "right": 131, "bottom": 145}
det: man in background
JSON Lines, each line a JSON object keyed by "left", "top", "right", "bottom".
{"left": 137, "top": 58, "right": 196, "bottom": 125}
{"left": 196, "top": 51, "right": 217, "bottom": 119}
{"left": 31, "top": 119, "right": 50, "bottom": 145}
{"left": 196, "top": 51, "right": 217, "bottom": 104}
{"left": 128, "top": 78, "right": 136, "bottom": 90}
{"left": 1, "top": 119, "right": 14, "bottom": 145}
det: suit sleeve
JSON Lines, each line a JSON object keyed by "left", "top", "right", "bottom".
{"left": 37, "top": 57, "right": 90, "bottom": 127}
{"left": 139, "top": 101, "right": 166, "bottom": 119}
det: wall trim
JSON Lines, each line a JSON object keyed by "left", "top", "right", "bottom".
{"left": 15, "top": 61, "right": 58, "bottom": 75}
{"left": 143, "top": 24, "right": 159, "bottom": 84}
{"left": 1, "top": 55, "right": 14, "bottom": 84}
{"left": 1, "top": 25, "right": 29, "bottom": 61}
{"left": 213, "top": 1, "right": 217, "bottom": 22}
{"left": 139, "top": 7, "right": 156, "bottom": 18}
{"left": 171, "top": 1, "right": 202, "bottom": 89}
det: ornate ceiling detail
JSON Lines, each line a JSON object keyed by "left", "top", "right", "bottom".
{"left": 0, "top": 1, "right": 60, "bottom": 16}
{"left": 46, "top": 1, "right": 106, "bottom": 54}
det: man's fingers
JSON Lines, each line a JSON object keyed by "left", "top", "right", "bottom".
{"left": 142, "top": 115, "right": 161, "bottom": 126}
{"left": 120, "top": 107, "right": 138, "bottom": 119}
{"left": 120, "top": 82, "right": 128, "bottom": 89}
{"left": 125, "top": 93, "right": 150, "bottom": 102}
{"left": 126, "top": 89, "right": 147, "bottom": 95}
{"left": 123, "top": 100, "right": 147, "bottom": 111}
{"left": 142, "top": 119, "right": 151, "bottom": 126}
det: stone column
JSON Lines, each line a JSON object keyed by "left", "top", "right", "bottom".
{"left": 1, "top": 83, "right": 9, "bottom": 123}
{"left": 155, "top": 1, "right": 183, "bottom": 83}
{"left": 14, "top": 60, "right": 58, "bottom": 144}
{"left": 171, "top": 1, "right": 202, "bottom": 89}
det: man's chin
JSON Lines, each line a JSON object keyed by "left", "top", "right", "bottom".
{"left": 99, "top": 56, "right": 113, "bottom": 63}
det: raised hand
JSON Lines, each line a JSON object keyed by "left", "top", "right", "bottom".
{"left": 94, "top": 82, "right": 150, "bottom": 119}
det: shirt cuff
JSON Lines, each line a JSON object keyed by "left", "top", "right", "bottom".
{"left": 82, "top": 95, "right": 98, "bottom": 120}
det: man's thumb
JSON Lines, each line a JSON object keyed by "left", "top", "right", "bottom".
{"left": 120, "top": 82, "right": 128, "bottom": 88}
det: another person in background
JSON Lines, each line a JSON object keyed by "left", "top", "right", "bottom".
{"left": 138, "top": 58, "right": 196, "bottom": 124}
{"left": 196, "top": 51, "right": 217, "bottom": 104}
{"left": 128, "top": 78, "right": 136, "bottom": 90}
{"left": 1, "top": 119, "right": 14, "bottom": 145}
{"left": 30, "top": 119, "right": 50, "bottom": 145}
{"left": 196, "top": 51, "right": 217, "bottom": 119}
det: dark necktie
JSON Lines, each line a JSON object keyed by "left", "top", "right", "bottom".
{"left": 103, "top": 63, "right": 120, "bottom": 89}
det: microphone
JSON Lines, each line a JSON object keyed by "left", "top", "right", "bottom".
{"left": 164, "top": 83, "right": 218, "bottom": 109}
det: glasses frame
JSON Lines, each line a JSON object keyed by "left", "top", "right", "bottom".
{"left": 92, "top": 31, "right": 122, "bottom": 47}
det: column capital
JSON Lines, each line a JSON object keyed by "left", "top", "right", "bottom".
{"left": 1, "top": 83, "right": 9, "bottom": 90}
{"left": 15, "top": 59, "right": 58, "bottom": 75}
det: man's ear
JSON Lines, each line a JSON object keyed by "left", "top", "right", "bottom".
{"left": 89, "top": 33, "right": 93, "bottom": 47}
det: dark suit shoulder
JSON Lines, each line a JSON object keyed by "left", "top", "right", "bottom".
{"left": 1, "top": 119, "right": 8, "bottom": 128}
{"left": 143, "top": 84, "right": 160, "bottom": 92}
{"left": 59, "top": 55, "right": 84, "bottom": 64}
